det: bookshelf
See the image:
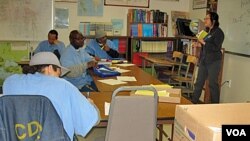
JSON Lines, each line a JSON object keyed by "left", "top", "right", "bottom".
{"left": 127, "top": 9, "right": 171, "bottom": 66}
{"left": 130, "top": 37, "right": 177, "bottom": 66}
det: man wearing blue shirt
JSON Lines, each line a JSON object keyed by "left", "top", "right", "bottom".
{"left": 34, "top": 30, "right": 65, "bottom": 59}
{"left": 60, "top": 30, "right": 98, "bottom": 92}
{"left": 85, "top": 30, "right": 119, "bottom": 60}
{"left": 3, "top": 52, "right": 100, "bottom": 141}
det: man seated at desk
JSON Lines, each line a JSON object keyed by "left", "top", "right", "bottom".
{"left": 34, "top": 29, "right": 65, "bottom": 59}
{"left": 3, "top": 52, "right": 100, "bottom": 141}
{"left": 85, "top": 30, "right": 119, "bottom": 60}
{"left": 60, "top": 30, "right": 98, "bottom": 92}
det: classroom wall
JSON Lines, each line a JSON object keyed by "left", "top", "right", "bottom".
{"left": 3, "top": 0, "right": 250, "bottom": 103}
{"left": 54, "top": 0, "right": 190, "bottom": 45}
{"left": 188, "top": 1, "right": 250, "bottom": 103}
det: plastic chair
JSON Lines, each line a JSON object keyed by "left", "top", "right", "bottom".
{"left": 0, "top": 95, "right": 70, "bottom": 141}
{"left": 104, "top": 86, "right": 158, "bottom": 141}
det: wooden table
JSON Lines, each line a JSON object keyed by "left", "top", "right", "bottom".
{"left": 88, "top": 92, "right": 192, "bottom": 141}
{"left": 88, "top": 64, "right": 193, "bottom": 141}
{"left": 139, "top": 55, "right": 176, "bottom": 76}
{"left": 91, "top": 65, "right": 163, "bottom": 92}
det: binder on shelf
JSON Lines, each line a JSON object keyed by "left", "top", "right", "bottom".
{"left": 138, "top": 23, "right": 143, "bottom": 37}
{"left": 142, "top": 24, "right": 153, "bottom": 37}
{"left": 118, "top": 39, "right": 127, "bottom": 53}
{"left": 132, "top": 52, "right": 148, "bottom": 66}
{"left": 131, "top": 24, "right": 138, "bottom": 36}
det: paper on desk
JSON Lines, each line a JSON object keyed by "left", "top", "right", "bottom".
{"left": 98, "top": 79, "right": 127, "bottom": 85}
{"left": 105, "top": 102, "right": 110, "bottom": 115}
{"left": 135, "top": 90, "right": 170, "bottom": 97}
{"left": 115, "top": 63, "right": 135, "bottom": 67}
{"left": 117, "top": 76, "right": 136, "bottom": 81}
{"left": 150, "top": 84, "right": 173, "bottom": 90}
{"left": 98, "top": 61, "right": 112, "bottom": 66}
{"left": 109, "top": 67, "right": 130, "bottom": 73}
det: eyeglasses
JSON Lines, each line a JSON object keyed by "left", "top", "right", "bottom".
{"left": 74, "top": 37, "right": 86, "bottom": 41}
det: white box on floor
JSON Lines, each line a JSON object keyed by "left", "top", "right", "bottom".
{"left": 173, "top": 103, "right": 250, "bottom": 141}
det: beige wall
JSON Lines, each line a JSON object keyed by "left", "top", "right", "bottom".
{"left": 55, "top": 0, "right": 250, "bottom": 103}
{"left": 9, "top": 0, "right": 249, "bottom": 103}
{"left": 54, "top": 0, "right": 190, "bottom": 45}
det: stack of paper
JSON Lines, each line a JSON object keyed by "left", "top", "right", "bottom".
{"left": 133, "top": 84, "right": 181, "bottom": 103}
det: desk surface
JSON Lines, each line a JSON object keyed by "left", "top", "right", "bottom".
{"left": 88, "top": 92, "right": 192, "bottom": 122}
{"left": 142, "top": 56, "right": 175, "bottom": 66}
{"left": 91, "top": 65, "right": 163, "bottom": 92}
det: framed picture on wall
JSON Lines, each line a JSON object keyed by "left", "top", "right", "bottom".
{"left": 193, "top": 0, "right": 208, "bottom": 9}
{"left": 104, "top": 0, "right": 150, "bottom": 8}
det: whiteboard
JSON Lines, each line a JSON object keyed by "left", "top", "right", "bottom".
{"left": 0, "top": 0, "right": 53, "bottom": 41}
{"left": 217, "top": 0, "right": 250, "bottom": 57}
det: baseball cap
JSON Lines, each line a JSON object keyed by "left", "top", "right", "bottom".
{"left": 95, "top": 30, "right": 107, "bottom": 39}
{"left": 30, "top": 52, "right": 69, "bottom": 76}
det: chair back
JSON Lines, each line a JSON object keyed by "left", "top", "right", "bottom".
{"left": 0, "top": 95, "right": 70, "bottom": 141}
{"left": 183, "top": 55, "right": 198, "bottom": 81}
{"left": 171, "top": 51, "right": 184, "bottom": 75}
{"left": 105, "top": 86, "right": 158, "bottom": 141}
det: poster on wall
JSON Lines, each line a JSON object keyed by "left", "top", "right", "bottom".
{"left": 78, "top": 0, "right": 104, "bottom": 16}
{"left": 207, "top": 0, "right": 218, "bottom": 12}
{"left": 193, "top": 0, "right": 208, "bottom": 9}
{"left": 55, "top": 8, "right": 69, "bottom": 29}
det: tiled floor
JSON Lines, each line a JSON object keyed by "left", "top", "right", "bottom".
{"left": 78, "top": 124, "right": 172, "bottom": 141}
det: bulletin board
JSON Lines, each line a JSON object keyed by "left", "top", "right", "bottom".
{"left": 0, "top": 0, "right": 53, "bottom": 41}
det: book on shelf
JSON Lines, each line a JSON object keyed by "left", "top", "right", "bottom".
{"left": 118, "top": 39, "right": 127, "bottom": 53}
{"left": 196, "top": 30, "right": 208, "bottom": 40}
{"left": 142, "top": 24, "right": 153, "bottom": 37}
{"left": 131, "top": 24, "right": 138, "bottom": 36}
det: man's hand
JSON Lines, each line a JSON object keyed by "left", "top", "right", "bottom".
{"left": 87, "top": 60, "right": 98, "bottom": 68}
{"left": 102, "top": 44, "right": 110, "bottom": 51}
{"left": 94, "top": 56, "right": 101, "bottom": 61}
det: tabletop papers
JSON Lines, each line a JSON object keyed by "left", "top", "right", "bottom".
{"left": 116, "top": 76, "right": 136, "bottom": 81}
{"left": 115, "top": 63, "right": 135, "bottom": 67}
{"left": 105, "top": 102, "right": 110, "bottom": 116}
{"left": 98, "top": 79, "right": 127, "bottom": 85}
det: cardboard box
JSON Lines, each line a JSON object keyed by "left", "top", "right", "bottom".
{"left": 173, "top": 103, "right": 250, "bottom": 141}
{"left": 132, "top": 87, "right": 181, "bottom": 103}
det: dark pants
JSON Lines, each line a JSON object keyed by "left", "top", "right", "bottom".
{"left": 192, "top": 60, "right": 221, "bottom": 103}
{"left": 79, "top": 81, "right": 99, "bottom": 92}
